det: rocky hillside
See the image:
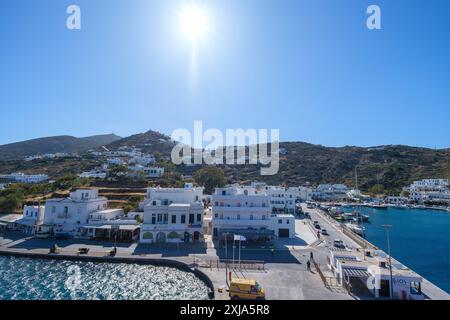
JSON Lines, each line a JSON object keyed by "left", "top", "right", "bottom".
{"left": 0, "top": 134, "right": 122, "bottom": 161}
{"left": 2, "top": 129, "right": 450, "bottom": 194}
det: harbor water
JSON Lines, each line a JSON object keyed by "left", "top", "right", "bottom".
{"left": 0, "top": 256, "right": 210, "bottom": 300}
{"left": 345, "top": 206, "right": 450, "bottom": 294}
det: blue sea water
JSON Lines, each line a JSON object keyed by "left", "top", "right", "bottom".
{"left": 347, "top": 207, "right": 450, "bottom": 294}
{"left": 0, "top": 256, "right": 209, "bottom": 300}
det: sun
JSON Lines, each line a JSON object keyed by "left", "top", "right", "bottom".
{"left": 178, "top": 4, "right": 210, "bottom": 44}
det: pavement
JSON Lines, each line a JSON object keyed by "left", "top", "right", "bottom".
{"left": 300, "top": 204, "right": 450, "bottom": 300}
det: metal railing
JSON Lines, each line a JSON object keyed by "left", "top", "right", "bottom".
{"left": 196, "top": 258, "right": 265, "bottom": 271}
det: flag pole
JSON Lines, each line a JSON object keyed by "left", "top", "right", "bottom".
{"left": 239, "top": 238, "right": 241, "bottom": 270}
{"left": 232, "top": 235, "right": 235, "bottom": 269}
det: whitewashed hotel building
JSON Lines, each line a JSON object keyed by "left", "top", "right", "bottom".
{"left": 41, "top": 188, "right": 138, "bottom": 240}
{"left": 404, "top": 179, "right": 450, "bottom": 204}
{"left": 139, "top": 185, "right": 205, "bottom": 244}
{"left": 211, "top": 186, "right": 295, "bottom": 242}
{"left": 263, "top": 186, "right": 299, "bottom": 214}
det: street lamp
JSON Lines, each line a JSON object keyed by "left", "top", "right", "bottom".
{"left": 382, "top": 224, "right": 394, "bottom": 300}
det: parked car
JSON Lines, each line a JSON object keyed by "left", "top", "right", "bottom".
{"left": 333, "top": 239, "right": 345, "bottom": 249}
{"left": 313, "top": 221, "right": 319, "bottom": 226}
{"left": 314, "top": 224, "right": 321, "bottom": 230}
{"left": 321, "top": 229, "right": 329, "bottom": 236}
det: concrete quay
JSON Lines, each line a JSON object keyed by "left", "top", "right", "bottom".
{"left": 303, "top": 204, "right": 450, "bottom": 300}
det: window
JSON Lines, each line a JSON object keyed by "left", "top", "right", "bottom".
{"left": 157, "top": 214, "right": 163, "bottom": 223}
{"left": 171, "top": 215, "right": 177, "bottom": 224}
{"left": 237, "top": 214, "right": 240, "bottom": 220}
{"left": 278, "top": 219, "right": 282, "bottom": 224}
{"left": 151, "top": 215, "right": 156, "bottom": 224}
{"left": 262, "top": 215, "right": 266, "bottom": 220}
{"left": 52, "top": 206, "right": 56, "bottom": 214}
{"left": 181, "top": 215, "right": 186, "bottom": 224}
{"left": 287, "top": 220, "right": 290, "bottom": 224}
{"left": 189, "top": 214, "right": 194, "bottom": 224}
{"left": 214, "top": 213, "right": 218, "bottom": 218}
{"left": 64, "top": 206, "right": 69, "bottom": 214}
{"left": 250, "top": 215, "right": 254, "bottom": 220}
{"left": 197, "top": 214, "right": 201, "bottom": 222}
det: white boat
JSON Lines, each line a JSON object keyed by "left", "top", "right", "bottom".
{"left": 370, "top": 203, "right": 388, "bottom": 209}
{"left": 345, "top": 223, "right": 365, "bottom": 236}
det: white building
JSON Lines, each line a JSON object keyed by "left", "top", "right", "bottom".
{"left": 107, "top": 158, "right": 125, "bottom": 166}
{"left": 263, "top": 186, "right": 298, "bottom": 214}
{"left": 15, "top": 205, "right": 45, "bottom": 235}
{"left": 79, "top": 170, "right": 107, "bottom": 179}
{"left": 313, "top": 184, "right": 349, "bottom": 202}
{"left": 128, "top": 155, "right": 156, "bottom": 166}
{"left": 139, "top": 185, "right": 205, "bottom": 244}
{"left": 41, "top": 188, "right": 139, "bottom": 241}
{"left": 404, "top": 179, "right": 450, "bottom": 204}
{"left": 385, "top": 196, "right": 409, "bottom": 205}
{"left": 298, "top": 186, "right": 313, "bottom": 202}
{"left": 0, "top": 172, "right": 49, "bottom": 184}
{"left": 129, "top": 166, "right": 164, "bottom": 179}
{"left": 211, "top": 186, "right": 295, "bottom": 242}
{"left": 328, "top": 248, "right": 424, "bottom": 300}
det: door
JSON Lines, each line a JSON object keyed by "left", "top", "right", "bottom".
{"left": 278, "top": 228, "right": 290, "bottom": 238}
{"left": 156, "top": 232, "right": 166, "bottom": 243}
{"left": 379, "top": 279, "right": 390, "bottom": 297}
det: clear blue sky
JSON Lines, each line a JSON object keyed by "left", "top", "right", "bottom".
{"left": 1, "top": 0, "right": 449, "bottom": 148}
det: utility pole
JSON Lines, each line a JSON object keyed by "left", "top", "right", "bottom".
{"left": 382, "top": 224, "right": 394, "bottom": 300}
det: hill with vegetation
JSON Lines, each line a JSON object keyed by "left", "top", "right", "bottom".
{"left": 105, "top": 130, "right": 176, "bottom": 158}
{"left": 2, "top": 129, "right": 450, "bottom": 195}
{"left": 0, "top": 134, "right": 121, "bottom": 161}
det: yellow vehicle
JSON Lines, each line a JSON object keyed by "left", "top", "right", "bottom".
{"left": 228, "top": 278, "right": 265, "bottom": 300}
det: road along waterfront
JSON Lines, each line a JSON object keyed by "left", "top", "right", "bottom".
{"left": 303, "top": 204, "right": 450, "bottom": 300}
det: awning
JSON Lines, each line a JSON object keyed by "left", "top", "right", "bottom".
{"left": 343, "top": 268, "right": 370, "bottom": 278}
{"left": 83, "top": 225, "right": 139, "bottom": 231}
{"left": 117, "top": 225, "right": 140, "bottom": 231}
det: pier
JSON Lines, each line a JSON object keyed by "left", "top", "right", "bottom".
{"left": 303, "top": 204, "right": 450, "bottom": 300}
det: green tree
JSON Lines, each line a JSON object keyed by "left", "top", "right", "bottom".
{"left": 194, "top": 167, "right": 226, "bottom": 194}
{"left": 108, "top": 164, "right": 129, "bottom": 181}
{"left": 0, "top": 192, "right": 24, "bottom": 213}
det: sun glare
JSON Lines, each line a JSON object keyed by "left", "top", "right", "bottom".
{"left": 178, "top": 4, "right": 210, "bottom": 44}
